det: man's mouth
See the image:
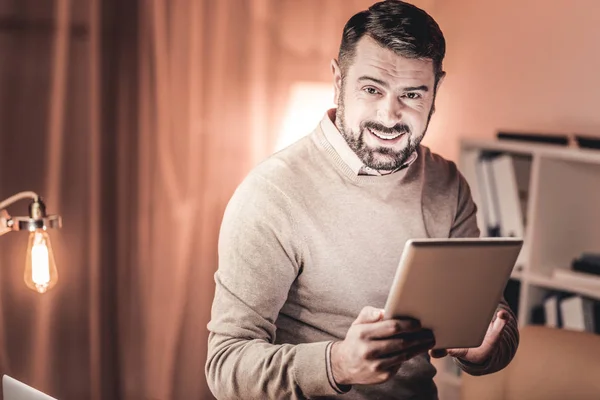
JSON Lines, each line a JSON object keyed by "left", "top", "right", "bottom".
{"left": 367, "top": 128, "right": 405, "bottom": 141}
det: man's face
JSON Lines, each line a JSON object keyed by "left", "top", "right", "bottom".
{"left": 332, "top": 36, "right": 442, "bottom": 171}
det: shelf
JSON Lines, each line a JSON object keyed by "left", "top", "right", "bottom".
{"left": 461, "top": 138, "right": 600, "bottom": 165}
{"left": 528, "top": 158, "right": 600, "bottom": 273}
{"left": 528, "top": 272, "right": 600, "bottom": 301}
{"left": 459, "top": 137, "right": 600, "bottom": 364}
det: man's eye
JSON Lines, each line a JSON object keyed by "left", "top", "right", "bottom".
{"left": 364, "top": 87, "right": 381, "bottom": 95}
{"left": 403, "top": 92, "right": 421, "bottom": 100}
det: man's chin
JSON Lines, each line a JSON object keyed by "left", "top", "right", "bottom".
{"left": 362, "top": 150, "right": 407, "bottom": 171}
{"left": 363, "top": 159, "right": 402, "bottom": 172}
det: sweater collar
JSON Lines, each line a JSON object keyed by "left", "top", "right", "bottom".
{"left": 319, "top": 109, "right": 417, "bottom": 176}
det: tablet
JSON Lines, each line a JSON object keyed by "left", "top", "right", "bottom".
{"left": 3, "top": 375, "right": 57, "bottom": 400}
{"left": 383, "top": 237, "right": 523, "bottom": 350}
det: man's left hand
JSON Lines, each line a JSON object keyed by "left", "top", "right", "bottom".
{"left": 429, "top": 310, "right": 509, "bottom": 365}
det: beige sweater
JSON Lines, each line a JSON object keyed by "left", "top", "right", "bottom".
{"left": 206, "top": 125, "right": 519, "bottom": 399}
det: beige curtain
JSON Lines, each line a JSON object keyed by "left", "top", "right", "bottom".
{"left": 0, "top": 0, "right": 372, "bottom": 399}
{"left": 0, "top": 0, "right": 120, "bottom": 398}
{"left": 121, "top": 2, "right": 375, "bottom": 398}
{"left": 119, "top": 1, "right": 270, "bottom": 398}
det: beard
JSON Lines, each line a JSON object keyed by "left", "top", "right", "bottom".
{"left": 335, "top": 81, "right": 435, "bottom": 171}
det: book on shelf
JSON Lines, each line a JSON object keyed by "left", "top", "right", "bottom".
{"left": 460, "top": 150, "right": 486, "bottom": 235}
{"left": 543, "top": 295, "right": 560, "bottom": 327}
{"left": 535, "top": 290, "right": 600, "bottom": 334}
{"left": 464, "top": 150, "right": 529, "bottom": 267}
{"left": 496, "top": 131, "right": 569, "bottom": 146}
{"left": 473, "top": 152, "right": 526, "bottom": 238}
{"left": 572, "top": 253, "right": 600, "bottom": 276}
{"left": 560, "top": 296, "right": 600, "bottom": 333}
{"left": 510, "top": 155, "right": 531, "bottom": 228}
{"left": 574, "top": 134, "right": 600, "bottom": 150}
{"left": 477, "top": 154, "right": 502, "bottom": 237}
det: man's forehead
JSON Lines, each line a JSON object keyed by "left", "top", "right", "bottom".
{"left": 349, "top": 36, "right": 435, "bottom": 81}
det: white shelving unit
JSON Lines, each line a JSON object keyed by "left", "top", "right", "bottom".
{"left": 433, "top": 137, "right": 600, "bottom": 399}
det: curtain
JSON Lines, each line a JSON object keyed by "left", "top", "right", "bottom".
{"left": 0, "top": 0, "right": 373, "bottom": 399}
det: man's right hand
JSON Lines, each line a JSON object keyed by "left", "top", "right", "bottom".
{"left": 331, "top": 306, "right": 435, "bottom": 386}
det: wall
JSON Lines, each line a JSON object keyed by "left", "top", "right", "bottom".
{"left": 272, "top": 0, "right": 437, "bottom": 152}
{"left": 423, "top": 0, "right": 600, "bottom": 161}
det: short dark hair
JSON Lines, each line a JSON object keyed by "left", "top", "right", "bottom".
{"left": 338, "top": 0, "right": 446, "bottom": 81}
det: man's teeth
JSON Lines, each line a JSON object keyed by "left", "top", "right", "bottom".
{"left": 369, "top": 128, "right": 403, "bottom": 140}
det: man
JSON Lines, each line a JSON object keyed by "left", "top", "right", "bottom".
{"left": 205, "top": 1, "right": 519, "bottom": 399}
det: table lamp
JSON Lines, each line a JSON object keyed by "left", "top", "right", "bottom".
{"left": 0, "top": 191, "right": 62, "bottom": 294}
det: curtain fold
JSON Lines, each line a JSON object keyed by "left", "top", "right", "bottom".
{"left": 0, "top": 0, "right": 373, "bottom": 398}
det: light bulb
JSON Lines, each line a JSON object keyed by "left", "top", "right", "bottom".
{"left": 24, "top": 229, "right": 58, "bottom": 294}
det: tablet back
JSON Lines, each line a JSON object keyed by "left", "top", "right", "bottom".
{"left": 383, "top": 238, "right": 523, "bottom": 350}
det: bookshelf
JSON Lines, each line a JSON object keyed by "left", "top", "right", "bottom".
{"left": 433, "top": 137, "right": 600, "bottom": 399}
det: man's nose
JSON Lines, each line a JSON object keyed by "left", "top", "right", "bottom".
{"left": 376, "top": 97, "right": 404, "bottom": 128}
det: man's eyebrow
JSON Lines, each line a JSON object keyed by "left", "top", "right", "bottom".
{"left": 403, "top": 85, "right": 429, "bottom": 92}
{"left": 357, "top": 75, "right": 389, "bottom": 88}
{"left": 357, "top": 76, "right": 429, "bottom": 92}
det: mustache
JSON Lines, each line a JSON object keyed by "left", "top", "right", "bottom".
{"left": 362, "top": 121, "right": 410, "bottom": 135}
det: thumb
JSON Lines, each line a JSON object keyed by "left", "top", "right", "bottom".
{"left": 353, "top": 306, "right": 384, "bottom": 325}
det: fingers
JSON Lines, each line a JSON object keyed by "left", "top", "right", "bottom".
{"left": 353, "top": 306, "right": 384, "bottom": 325}
{"left": 429, "top": 349, "right": 448, "bottom": 359}
{"left": 487, "top": 310, "right": 508, "bottom": 343}
{"left": 360, "top": 318, "right": 423, "bottom": 340}
{"left": 497, "top": 309, "right": 509, "bottom": 322}
{"left": 446, "top": 310, "right": 509, "bottom": 361}
{"left": 366, "top": 330, "right": 435, "bottom": 359}
{"left": 338, "top": 309, "right": 435, "bottom": 386}
{"left": 446, "top": 347, "right": 468, "bottom": 359}
{"left": 377, "top": 341, "right": 436, "bottom": 369}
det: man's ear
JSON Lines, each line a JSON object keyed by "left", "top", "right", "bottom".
{"left": 435, "top": 71, "right": 446, "bottom": 93}
{"left": 430, "top": 71, "right": 446, "bottom": 115}
{"left": 331, "top": 59, "right": 343, "bottom": 106}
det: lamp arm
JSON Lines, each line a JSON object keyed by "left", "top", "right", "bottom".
{"left": 0, "top": 191, "right": 41, "bottom": 237}
{"left": 0, "top": 210, "right": 12, "bottom": 237}
{"left": 0, "top": 191, "right": 39, "bottom": 211}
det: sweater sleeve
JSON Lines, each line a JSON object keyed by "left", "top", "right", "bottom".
{"left": 450, "top": 170, "right": 520, "bottom": 375}
{"left": 205, "top": 174, "right": 343, "bottom": 400}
